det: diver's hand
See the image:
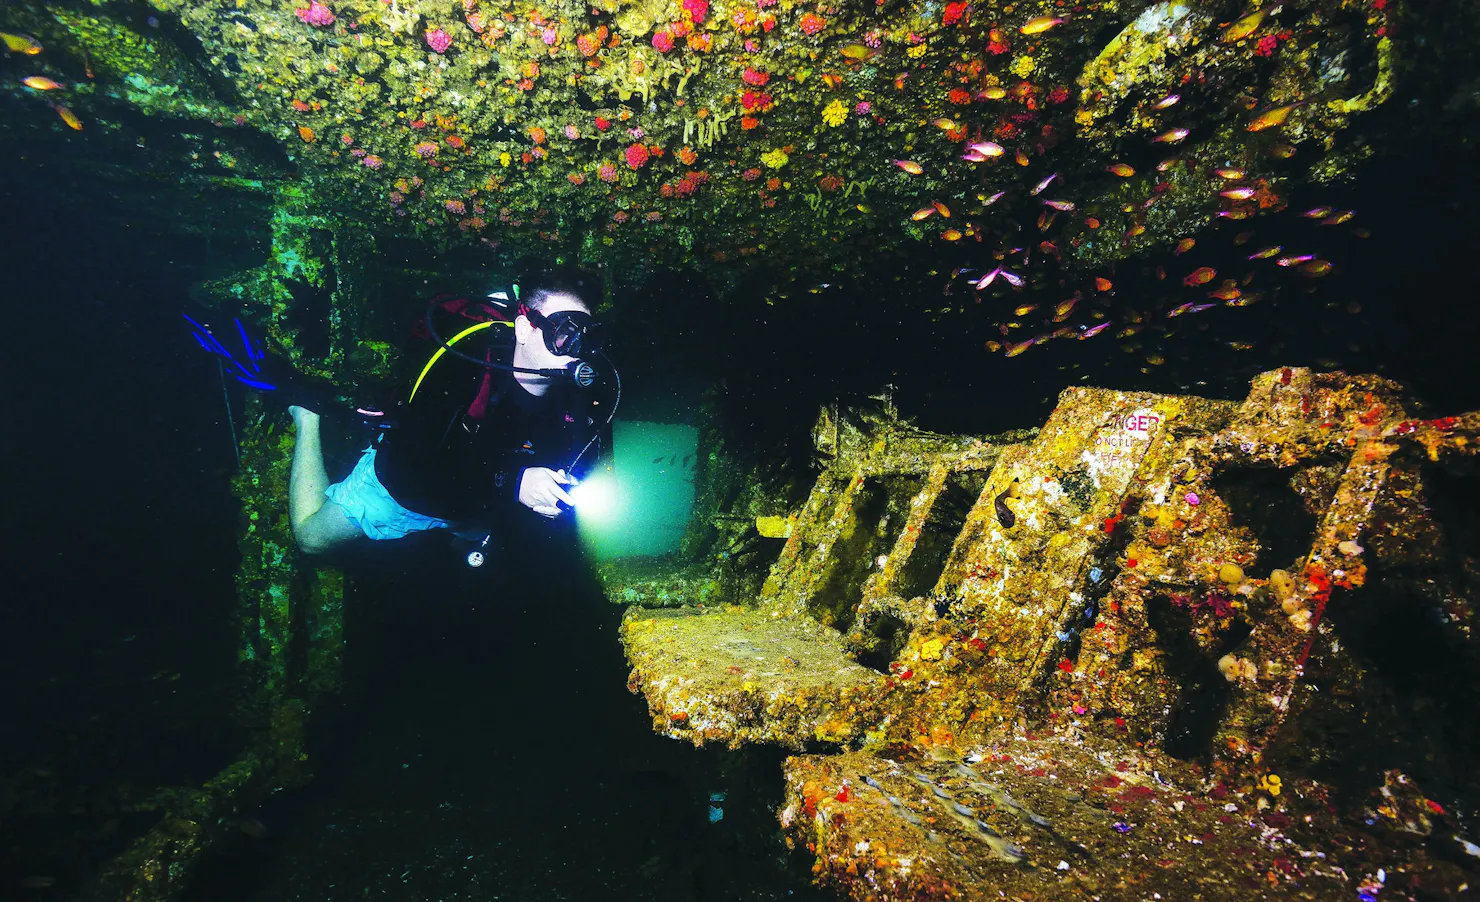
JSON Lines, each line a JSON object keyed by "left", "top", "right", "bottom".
{"left": 517, "top": 467, "right": 575, "bottom": 518}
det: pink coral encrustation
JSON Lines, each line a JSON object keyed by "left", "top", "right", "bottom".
{"left": 424, "top": 28, "right": 452, "bottom": 52}
{"left": 624, "top": 144, "right": 651, "bottom": 169}
{"left": 295, "top": 1, "right": 335, "bottom": 26}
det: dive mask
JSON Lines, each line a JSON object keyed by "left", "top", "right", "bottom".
{"left": 523, "top": 307, "right": 605, "bottom": 359}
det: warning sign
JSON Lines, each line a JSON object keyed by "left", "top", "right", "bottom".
{"left": 1083, "top": 408, "right": 1162, "bottom": 488}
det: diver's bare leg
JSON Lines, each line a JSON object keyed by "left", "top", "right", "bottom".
{"left": 288, "top": 406, "right": 363, "bottom": 554}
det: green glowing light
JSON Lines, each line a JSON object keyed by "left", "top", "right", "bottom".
{"left": 576, "top": 420, "right": 697, "bottom": 561}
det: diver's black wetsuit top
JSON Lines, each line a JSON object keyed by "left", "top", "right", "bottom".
{"left": 373, "top": 363, "right": 600, "bottom": 527}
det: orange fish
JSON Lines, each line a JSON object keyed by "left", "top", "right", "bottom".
{"left": 1207, "top": 282, "right": 1242, "bottom": 301}
{"left": 1156, "top": 157, "right": 1181, "bottom": 172}
{"left": 840, "top": 44, "right": 877, "bottom": 61}
{"left": 821, "top": 74, "right": 843, "bottom": 89}
{"left": 1084, "top": 216, "right": 1100, "bottom": 229}
{"left": 1174, "top": 237, "right": 1196, "bottom": 255}
{"left": 1014, "top": 303, "right": 1038, "bottom": 316}
{"left": 933, "top": 201, "right": 951, "bottom": 217}
{"left": 1095, "top": 276, "right": 1113, "bottom": 292}
{"left": 1020, "top": 15, "right": 1065, "bottom": 34}
{"left": 1248, "top": 245, "right": 1282, "bottom": 259}
{"left": 942, "top": 229, "right": 962, "bottom": 241}
{"left": 1152, "top": 128, "right": 1190, "bottom": 144}
{"left": 912, "top": 207, "right": 937, "bottom": 221}
{"left": 292, "top": 99, "right": 312, "bottom": 112}
{"left": 1183, "top": 266, "right": 1217, "bottom": 286}
{"left": 1233, "top": 231, "right": 1255, "bottom": 245}
{"left": 22, "top": 76, "right": 61, "bottom": 90}
{"left": 1015, "top": 149, "right": 1030, "bottom": 166}
{"left": 1222, "top": 9, "right": 1267, "bottom": 43}
{"left": 1300, "top": 259, "right": 1333, "bottom": 276}
{"left": 1, "top": 32, "right": 43, "bottom": 55}
{"left": 1248, "top": 104, "right": 1299, "bottom": 132}
{"left": 1214, "top": 167, "right": 1247, "bottom": 179}
{"left": 985, "top": 340, "right": 1003, "bottom": 352}
{"left": 1005, "top": 338, "right": 1034, "bottom": 358}
{"left": 894, "top": 159, "right": 923, "bottom": 174}
{"left": 52, "top": 103, "right": 81, "bottom": 130}
{"left": 932, "top": 118, "right": 957, "bottom": 130}
{"left": 298, "top": 126, "right": 315, "bottom": 142}
{"left": 1107, "top": 162, "right": 1135, "bottom": 177}
{"left": 1269, "top": 143, "right": 1297, "bottom": 158}
{"left": 1054, "top": 297, "right": 1077, "bottom": 318}
{"left": 1125, "top": 222, "right": 1146, "bottom": 238}
{"left": 982, "top": 86, "right": 1007, "bottom": 100}
{"left": 1220, "top": 187, "right": 1256, "bottom": 200}
{"left": 1321, "top": 210, "right": 1355, "bottom": 225}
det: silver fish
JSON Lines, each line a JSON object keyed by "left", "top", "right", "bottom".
{"left": 976, "top": 820, "right": 1029, "bottom": 863}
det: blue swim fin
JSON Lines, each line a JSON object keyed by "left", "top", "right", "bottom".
{"left": 183, "top": 312, "right": 279, "bottom": 391}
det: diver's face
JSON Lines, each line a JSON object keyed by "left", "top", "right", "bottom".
{"left": 513, "top": 292, "right": 590, "bottom": 391}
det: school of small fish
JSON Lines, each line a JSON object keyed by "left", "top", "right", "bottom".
{"left": 870, "top": 8, "right": 1373, "bottom": 377}
{"left": 843, "top": 750, "right": 1101, "bottom": 869}
{"left": 4, "top": 32, "right": 87, "bottom": 131}
{"left": 911, "top": 80, "right": 1362, "bottom": 374}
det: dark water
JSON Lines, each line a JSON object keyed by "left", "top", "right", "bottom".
{"left": 3, "top": 72, "right": 1480, "bottom": 902}
{"left": 178, "top": 531, "right": 828, "bottom": 901}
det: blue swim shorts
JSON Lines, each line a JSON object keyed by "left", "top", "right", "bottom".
{"left": 325, "top": 446, "right": 452, "bottom": 541}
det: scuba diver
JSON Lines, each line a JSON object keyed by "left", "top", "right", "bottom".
{"left": 187, "top": 266, "right": 614, "bottom": 565}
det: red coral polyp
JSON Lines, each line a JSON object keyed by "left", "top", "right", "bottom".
{"left": 742, "top": 67, "right": 770, "bottom": 86}
{"left": 624, "top": 143, "right": 651, "bottom": 168}
{"left": 740, "top": 90, "right": 774, "bottom": 111}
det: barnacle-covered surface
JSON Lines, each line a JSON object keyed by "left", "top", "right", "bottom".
{"left": 0, "top": 0, "right": 1443, "bottom": 299}
{"left": 616, "top": 367, "right": 1480, "bottom": 900}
